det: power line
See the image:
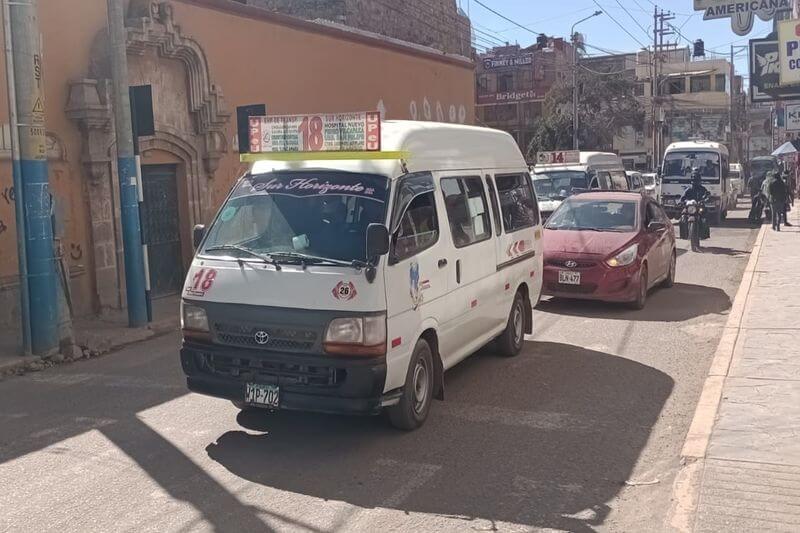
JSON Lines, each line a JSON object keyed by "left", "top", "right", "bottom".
{"left": 592, "top": 0, "right": 648, "bottom": 48}
{"left": 472, "top": 0, "right": 543, "bottom": 36}
{"left": 613, "top": 0, "right": 652, "bottom": 40}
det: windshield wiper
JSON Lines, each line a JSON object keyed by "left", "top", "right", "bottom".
{"left": 203, "top": 244, "right": 281, "bottom": 270}
{"left": 268, "top": 251, "right": 367, "bottom": 270}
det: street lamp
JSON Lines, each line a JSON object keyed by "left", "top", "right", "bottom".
{"left": 572, "top": 10, "right": 603, "bottom": 151}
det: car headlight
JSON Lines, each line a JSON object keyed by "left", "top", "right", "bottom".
{"left": 181, "top": 302, "right": 209, "bottom": 332}
{"left": 324, "top": 315, "right": 386, "bottom": 356}
{"left": 606, "top": 243, "right": 638, "bottom": 268}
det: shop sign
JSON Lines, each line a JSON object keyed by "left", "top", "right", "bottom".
{"left": 749, "top": 38, "right": 800, "bottom": 101}
{"left": 779, "top": 18, "right": 800, "bottom": 85}
{"left": 694, "top": 0, "right": 792, "bottom": 36}
{"left": 477, "top": 90, "right": 541, "bottom": 104}
{"left": 482, "top": 54, "right": 533, "bottom": 69}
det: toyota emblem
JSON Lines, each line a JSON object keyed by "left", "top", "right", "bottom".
{"left": 254, "top": 330, "right": 270, "bottom": 345}
{"left": 565, "top": 260, "right": 578, "bottom": 268}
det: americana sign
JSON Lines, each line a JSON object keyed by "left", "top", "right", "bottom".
{"left": 694, "top": 0, "right": 792, "bottom": 36}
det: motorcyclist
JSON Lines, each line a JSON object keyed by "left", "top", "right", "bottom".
{"left": 680, "top": 168, "right": 712, "bottom": 204}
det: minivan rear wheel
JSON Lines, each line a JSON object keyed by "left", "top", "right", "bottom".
{"left": 496, "top": 292, "right": 526, "bottom": 357}
{"left": 388, "top": 339, "right": 434, "bottom": 431}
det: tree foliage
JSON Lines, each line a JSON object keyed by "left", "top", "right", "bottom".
{"left": 526, "top": 67, "right": 645, "bottom": 159}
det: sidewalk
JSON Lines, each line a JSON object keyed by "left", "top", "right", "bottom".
{"left": 0, "top": 295, "right": 180, "bottom": 377}
{"left": 676, "top": 207, "right": 800, "bottom": 532}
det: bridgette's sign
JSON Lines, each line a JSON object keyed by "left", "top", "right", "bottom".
{"left": 694, "top": 0, "right": 792, "bottom": 36}
{"left": 477, "top": 90, "right": 542, "bottom": 104}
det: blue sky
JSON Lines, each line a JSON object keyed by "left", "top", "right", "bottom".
{"left": 463, "top": 0, "right": 775, "bottom": 81}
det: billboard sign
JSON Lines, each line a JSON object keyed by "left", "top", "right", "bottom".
{"left": 482, "top": 53, "right": 533, "bottom": 70}
{"left": 248, "top": 111, "right": 381, "bottom": 153}
{"left": 694, "top": 0, "right": 792, "bottom": 36}
{"left": 779, "top": 18, "right": 800, "bottom": 85}
{"left": 477, "top": 89, "right": 542, "bottom": 104}
{"left": 785, "top": 103, "right": 800, "bottom": 131}
{"left": 749, "top": 38, "right": 800, "bottom": 101}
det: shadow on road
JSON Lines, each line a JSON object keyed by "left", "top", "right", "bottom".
{"left": 697, "top": 246, "right": 749, "bottom": 257}
{"left": 537, "top": 282, "right": 731, "bottom": 322}
{"left": 206, "top": 342, "right": 673, "bottom": 532}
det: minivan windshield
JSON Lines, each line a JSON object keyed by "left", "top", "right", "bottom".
{"left": 533, "top": 171, "right": 588, "bottom": 199}
{"left": 201, "top": 171, "right": 389, "bottom": 263}
{"left": 751, "top": 158, "right": 777, "bottom": 178}
{"left": 663, "top": 151, "right": 720, "bottom": 182}
{"left": 546, "top": 198, "right": 638, "bottom": 232}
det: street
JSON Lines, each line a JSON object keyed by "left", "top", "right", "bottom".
{"left": 0, "top": 201, "right": 758, "bottom": 532}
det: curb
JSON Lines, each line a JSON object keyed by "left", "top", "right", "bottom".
{"left": 680, "top": 221, "right": 767, "bottom": 459}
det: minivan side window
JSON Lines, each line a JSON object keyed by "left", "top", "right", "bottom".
{"left": 392, "top": 192, "right": 439, "bottom": 262}
{"left": 610, "top": 171, "right": 629, "bottom": 190}
{"left": 495, "top": 173, "right": 539, "bottom": 231}
{"left": 441, "top": 176, "right": 492, "bottom": 248}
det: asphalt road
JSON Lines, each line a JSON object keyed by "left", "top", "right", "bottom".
{"left": 0, "top": 201, "right": 759, "bottom": 533}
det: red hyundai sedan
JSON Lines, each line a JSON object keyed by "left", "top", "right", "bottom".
{"left": 542, "top": 191, "right": 676, "bottom": 309}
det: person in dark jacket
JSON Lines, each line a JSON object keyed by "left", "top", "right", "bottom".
{"left": 681, "top": 168, "right": 712, "bottom": 203}
{"left": 765, "top": 171, "right": 788, "bottom": 231}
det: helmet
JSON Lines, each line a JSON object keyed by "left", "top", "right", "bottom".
{"left": 691, "top": 167, "right": 702, "bottom": 184}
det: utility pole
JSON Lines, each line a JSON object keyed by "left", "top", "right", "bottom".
{"left": 652, "top": 7, "right": 674, "bottom": 172}
{"left": 107, "top": 0, "right": 148, "bottom": 327}
{"left": 4, "top": 0, "right": 58, "bottom": 355}
{"left": 730, "top": 45, "right": 735, "bottom": 162}
{"left": 571, "top": 10, "right": 602, "bottom": 151}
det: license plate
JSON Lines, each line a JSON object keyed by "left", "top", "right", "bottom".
{"left": 558, "top": 271, "right": 581, "bottom": 285}
{"left": 245, "top": 382, "right": 280, "bottom": 408}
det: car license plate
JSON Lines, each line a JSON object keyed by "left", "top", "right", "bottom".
{"left": 559, "top": 271, "right": 581, "bottom": 285}
{"left": 245, "top": 382, "right": 279, "bottom": 408}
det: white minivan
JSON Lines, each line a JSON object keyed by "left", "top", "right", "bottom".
{"left": 180, "top": 120, "right": 543, "bottom": 430}
{"left": 532, "top": 151, "right": 629, "bottom": 219}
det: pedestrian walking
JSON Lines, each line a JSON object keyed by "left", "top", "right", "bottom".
{"left": 764, "top": 171, "right": 788, "bottom": 231}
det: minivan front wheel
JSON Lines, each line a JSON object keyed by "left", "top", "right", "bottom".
{"left": 496, "top": 292, "right": 526, "bottom": 357}
{"left": 388, "top": 339, "right": 434, "bottom": 430}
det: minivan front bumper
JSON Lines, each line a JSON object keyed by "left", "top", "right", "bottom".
{"left": 180, "top": 341, "right": 389, "bottom": 415}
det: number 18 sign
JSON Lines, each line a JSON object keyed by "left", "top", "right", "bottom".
{"left": 248, "top": 111, "right": 381, "bottom": 153}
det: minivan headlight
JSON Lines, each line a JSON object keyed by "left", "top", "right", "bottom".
{"left": 606, "top": 243, "right": 638, "bottom": 268}
{"left": 324, "top": 315, "right": 386, "bottom": 356}
{"left": 181, "top": 302, "right": 209, "bottom": 332}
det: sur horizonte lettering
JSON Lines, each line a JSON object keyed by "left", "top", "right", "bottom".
{"left": 705, "top": 0, "right": 790, "bottom": 17}
{"left": 252, "top": 178, "right": 373, "bottom": 195}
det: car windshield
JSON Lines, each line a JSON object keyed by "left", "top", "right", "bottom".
{"left": 201, "top": 171, "right": 389, "bottom": 263}
{"left": 546, "top": 198, "right": 638, "bottom": 232}
{"left": 663, "top": 151, "right": 720, "bottom": 182}
{"left": 532, "top": 171, "right": 588, "bottom": 199}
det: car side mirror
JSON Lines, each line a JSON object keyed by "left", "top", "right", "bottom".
{"left": 647, "top": 221, "right": 666, "bottom": 232}
{"left": 366, "top": 223, "right": 390, "bottom": 259}
{"left": 193, "top": 224, "right": 206, "bottom": 250}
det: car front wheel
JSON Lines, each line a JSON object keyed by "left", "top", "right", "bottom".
{"left": 630, "top": 265, "right": 648, "bottom": 310}
{"left": 388, "top": 339, "right": 435, "bottom": 431}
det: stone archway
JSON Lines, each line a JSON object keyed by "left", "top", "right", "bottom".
{"left": 66, "top": 0, "right": 230, "bottom": 313}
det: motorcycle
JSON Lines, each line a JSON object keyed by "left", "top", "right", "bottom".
{"left": 749, "top": 193, "right": 765, "bottom": 224}
{"left": 679, "top": 199, "right": 709, "bottom": 252}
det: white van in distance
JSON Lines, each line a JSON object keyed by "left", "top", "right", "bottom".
{"left": 180, "top": 118, "right": 544, "bottom": 430}
{"left": 532, "top": 151, "right": 629, "bottom": 219}
{"left": 660, "top": 140, "right": 731, "bottom": 222}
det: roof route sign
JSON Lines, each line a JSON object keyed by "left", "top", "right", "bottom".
{"left": 694, "top": 0, "right": 792, "bottom": 36}
{"left": 248, "top": 111, "right": 381, "bottom": 153}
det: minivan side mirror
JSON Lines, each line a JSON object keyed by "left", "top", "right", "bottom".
{"left": 366, "top": 223, "right": 390, "bottom": 259}
{"left": 193, "top": 224, "right": 206, "bottom": 250}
